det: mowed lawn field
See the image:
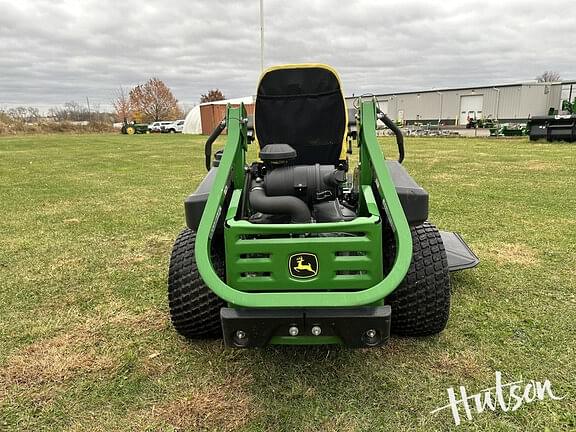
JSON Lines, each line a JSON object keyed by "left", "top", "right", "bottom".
{"left": 0, "top": 133, "right": 575, "bottom": 431}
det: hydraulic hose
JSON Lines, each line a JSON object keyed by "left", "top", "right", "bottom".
{"left": 249, "top": 179, "right": 311, "bottom": 223}
{"left": 204, "top": 118, "right": 226, "bottom": 171}
{"left": 377, "top": 108, "right": 405, "bottom": 163}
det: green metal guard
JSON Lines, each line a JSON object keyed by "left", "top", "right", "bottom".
{"left": 195, "top": 99, "right": 412, "bottom": 308}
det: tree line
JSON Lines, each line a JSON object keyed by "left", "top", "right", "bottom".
{"left": 1, "top": 103, "right": 113, "bottom": 124}
{"left": 2, "top": 78, "right": 227, "bottom": 128}
{"left": 113, "top": 79, "right": 226, "bottom": 124}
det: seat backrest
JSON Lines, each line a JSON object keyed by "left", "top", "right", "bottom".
{"left": 255, "top": 64, "right": 347, "bottom": 165}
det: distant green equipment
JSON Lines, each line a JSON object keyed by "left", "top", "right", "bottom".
{"left": 121, "top": 122, "right": 149, "bottom": 135}
{"left": 489, "top": 122, "right": 528, "bottom": 137}
{"left": 562, "top": 98, "right": 576, "bottom": 115}
{"left": 528, "top": 98, "right": 576, "bottom": 142}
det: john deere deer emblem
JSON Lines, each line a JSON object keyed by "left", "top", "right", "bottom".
{"left": 289, "top": 253, "right": 318, "bottom": 279}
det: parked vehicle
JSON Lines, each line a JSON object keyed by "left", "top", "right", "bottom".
{"left": 121, "top": 122, "right": 149, "bottom": 135}
{"left": 148, "top": 121, "right": 173, "bottom": 133}
{"left": 528, "top": 98, "right": 576, "bottom": 142}
{"left": 164, "top": 120, "right": 185, "bottom": 133}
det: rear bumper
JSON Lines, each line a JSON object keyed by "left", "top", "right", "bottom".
{"left": 221, "top": 306, "right": 391, "bottom": 348}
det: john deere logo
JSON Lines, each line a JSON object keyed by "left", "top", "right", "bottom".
{"left": 289, "top": 253, "right": 318, "bottom": 279}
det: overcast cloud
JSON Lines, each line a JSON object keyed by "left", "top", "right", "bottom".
{"left": 0, "top": 0, "right": 574, "bottom": 111}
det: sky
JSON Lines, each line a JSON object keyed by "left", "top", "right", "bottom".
{"left": 0, "top": 0, "right": 575, "bottom": 112}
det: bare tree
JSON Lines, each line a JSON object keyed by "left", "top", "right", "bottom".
{"left": 536, "top": 71, "right": 561, "bottom": 82}
{"left": 65, "top": 101, "right": 85, "bottom": 121}
{"left": 48, "top": 101, "right": 102, "bottom": 122}
{"left": 7, "top": 107, "right": 29, "bottom": 122}
{"left": 113, "top": 87, "right": 132, "bottom": 123}
{"left": 200, "top": 89, "right": 225, "bottom": 103}
{"left": 48, "top": 102, "right": 82, "bottom": 121}
{"left": 0, "top": 106, "right": 40, "bottom": 123}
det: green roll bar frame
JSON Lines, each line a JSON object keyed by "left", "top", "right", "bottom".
{"left": 195, "top": 99, "right": 412, "bottom": 308}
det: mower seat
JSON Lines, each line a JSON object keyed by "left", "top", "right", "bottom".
{"left": 255, "top": 65, "right": 348, "bottom": 166}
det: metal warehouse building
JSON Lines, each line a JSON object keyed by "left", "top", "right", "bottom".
{"left": 346, "top": 81, "right": 573, "bottom": 125}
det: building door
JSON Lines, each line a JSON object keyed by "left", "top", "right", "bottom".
{"left": 459, "top": 95, "right": 484, "bottom": 125}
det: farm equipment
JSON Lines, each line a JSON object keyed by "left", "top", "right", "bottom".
{"left": 489, "top": 122, "right": 528, "bottom": 137}
{"left": 120, "top": 121, "right": 149, "bottom": 135}
{"left": 167, "top": 64, "right": 479, "bottom": 348}
{"left": 528, "top": 98, "right": 576, "bottom": 142}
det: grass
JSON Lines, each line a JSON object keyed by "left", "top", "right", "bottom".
{"left": 0, "top": 133, "right": 574, "bottom": 431}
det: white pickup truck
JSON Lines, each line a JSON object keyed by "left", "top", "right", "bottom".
{"left": 164, "top": 120, "right": 185, "bottom": 133}
{"left": 148, "top": 121, "right": 173, "bottom": 133}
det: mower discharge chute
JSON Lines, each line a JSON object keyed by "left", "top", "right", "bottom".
{"left": 168, "top": 64, "right": 478, "bottom": 348}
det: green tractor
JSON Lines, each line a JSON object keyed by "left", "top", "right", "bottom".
{"left": 168, "top": 64, "right": 478, "bottom": 348}
{"left": 120, "top": 121, "right": 149, "bottom": 135}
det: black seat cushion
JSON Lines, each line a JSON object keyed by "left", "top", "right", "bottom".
{"left": 255, "top": 66, "right": 347, "bottom": 165}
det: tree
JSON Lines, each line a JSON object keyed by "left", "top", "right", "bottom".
{"left": 1, "top": 106, "right": 40, "bottom": 123}
{"left": 113, "top": 87, "right": 132, "bottom": 123}
{"left": 536, "top": 71, "right": 561, "bottom": 82}
{"left": 200, "top": 89, "right": 225, "bottom": 103}
{"left": 129, "top": 78, "right": 183, "bottom": 123}
{"left": 48, "top": 101, "right": 89, "bottom": 122}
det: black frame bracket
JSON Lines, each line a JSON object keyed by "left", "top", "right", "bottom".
{"left": 221, "top": 306, "right": 391, "bottom": 348}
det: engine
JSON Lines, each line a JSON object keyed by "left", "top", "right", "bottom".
{"left": 248, "top": 144, "right": 357, "bottom": 223}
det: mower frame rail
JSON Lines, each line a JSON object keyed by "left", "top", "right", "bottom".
{"left": 195, "top": 100, "right": 412, "bottom": 308}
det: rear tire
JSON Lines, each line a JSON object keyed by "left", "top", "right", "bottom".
{"left": 168, "top": 229, "right": 226, "bottom": 339}
{"left": 386, "top": 222, "right": 451, "bottom": 336}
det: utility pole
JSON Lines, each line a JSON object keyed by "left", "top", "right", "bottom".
{"left": 436, "top": 91, "right": 443, "bottom": 128}
{"left": 493, "top": 87, "right": 500, "bottom": 139}
{"left": 260, "top": 0, "right": 264, "bottom": 72}
{"left": 86, "top": 96, "right": 91, "bottom": 123}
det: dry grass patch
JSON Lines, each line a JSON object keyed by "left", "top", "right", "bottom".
{"left": 314, "top": 413, "right": 367, "bottom": 432}
{"left": 481, "top": 242, "right": 540, "bottom": 266}
{"left": 0, "top": 328, "right": 114, "bottom": 389}
{"left": 117, "top": 253, "right": 147, "bottom": 268}
{"left": 40, "top": 200, "right": 77, "bottom": 216}
{"left": 146, "top": 377, "right": 256, "bottom": 431}
{"left": 144, "top": 234, "right": 173, "bottom": 255}
{"left": 0, "top": 305, "right": 165, "bottom": 392}
{"left": 139, "top": 352, "right": 174, "bottom": 379}
{"left": 115, "top": 234, "right": 172, "bottom": 270}
{"left": 51, "top": 255, "right": 85, "bottom": 271}
{"left": 94, "top": 299, "right": 167, "bottom": 334}
{"left": 523, "top": 160, "right": 561, "bottom": 171}
{"left": 434, "top": 350, "right": 487, "bottom": 379}
{"left": 430, "top": 172, "right": 462, "bottom": 182}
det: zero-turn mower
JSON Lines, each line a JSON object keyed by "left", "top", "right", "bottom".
{"left": 168, "top": 64, "right": 478, "bottom": 348}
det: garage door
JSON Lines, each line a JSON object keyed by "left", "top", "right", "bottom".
{"left": 459, "top": 95, "right": 484, "bottom": 125}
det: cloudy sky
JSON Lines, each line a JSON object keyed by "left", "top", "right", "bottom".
{"left": 1, "top": 0, "right": 575, "bottom": 111}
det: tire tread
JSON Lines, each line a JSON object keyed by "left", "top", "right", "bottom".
{"left": 386, "top": 222, "right": 451, "bottom": 336}
{"left": 168, "top": 229, "right": 225, "bottom": 338}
